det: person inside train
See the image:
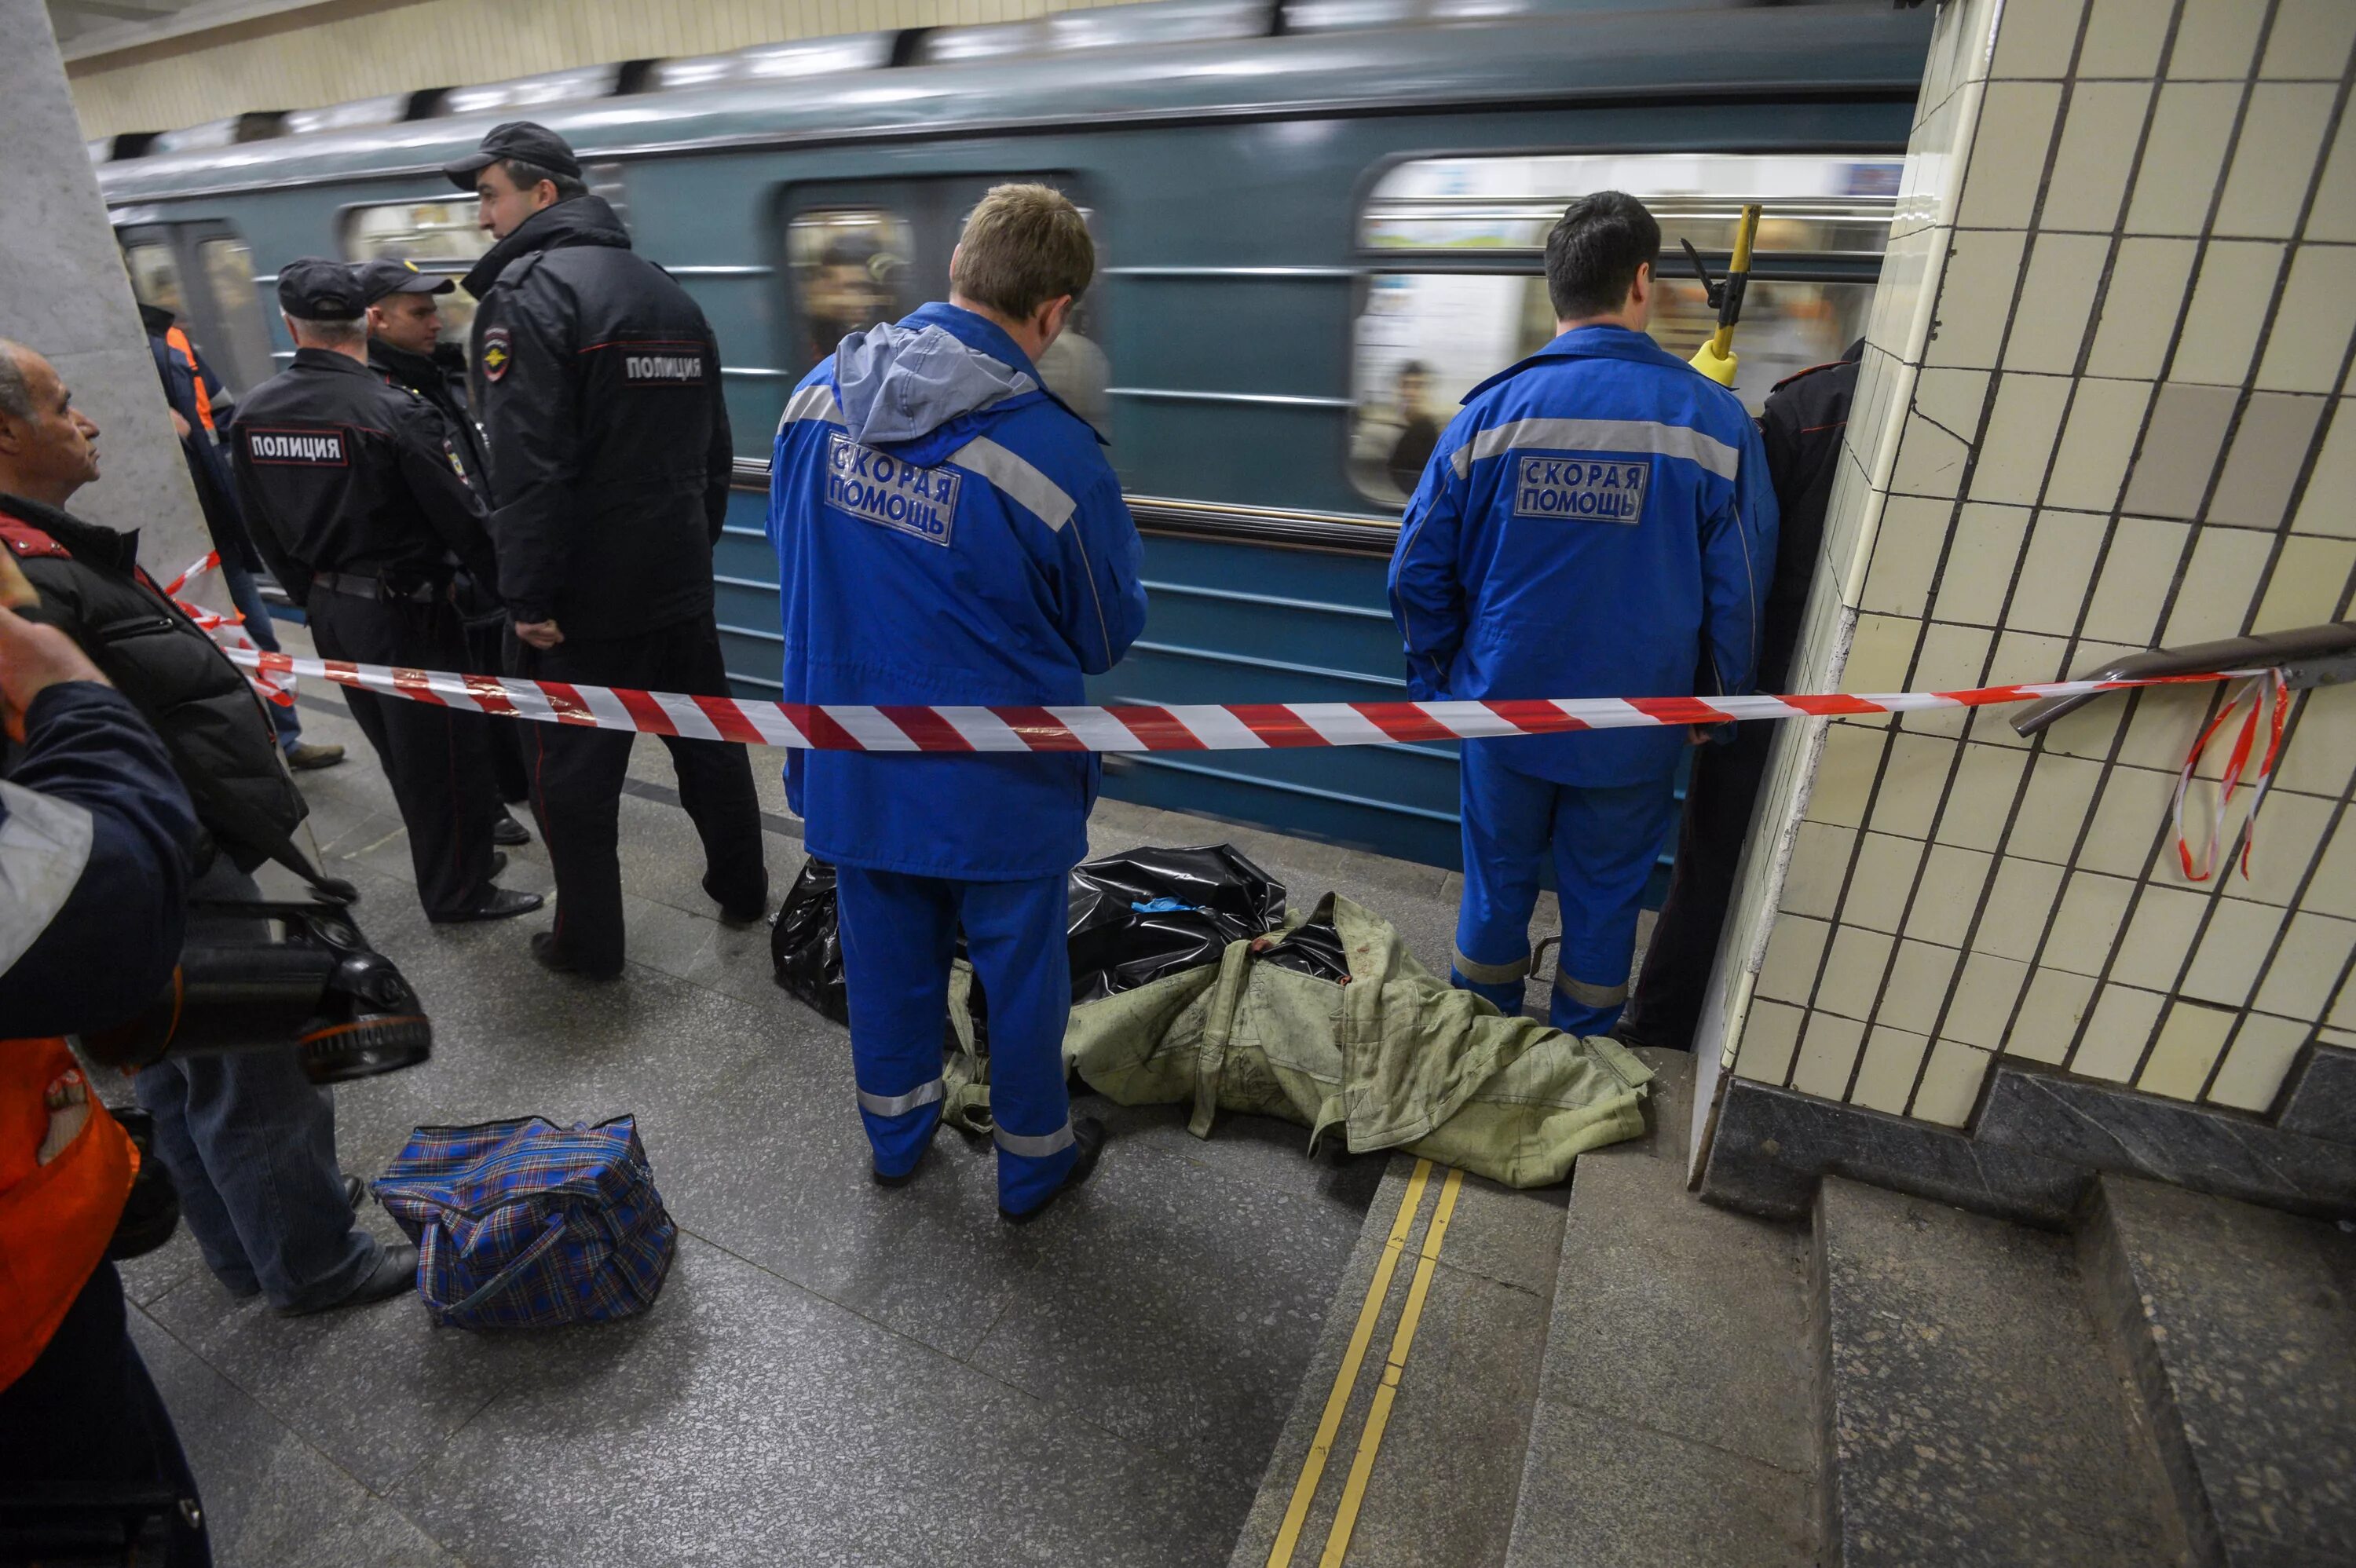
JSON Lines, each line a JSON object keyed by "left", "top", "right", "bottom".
{"left": 801, "top": 232, "right": 903, "bottom": 373}
{"left": 1384, "top": 360, "right": 1442, "bottom": 498}
{"left": 768, "top": 182, "right": 1147, "bottom": 1223}
{"left": 1387, "top": 192, "right": 1778, "bottom": 1039}
{"left": 448, "top": 119, "right": 769, "bottom": 978}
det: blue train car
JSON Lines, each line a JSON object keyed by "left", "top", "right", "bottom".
{"left": 96, "top": 0, "right": 1929, "bottom": 879}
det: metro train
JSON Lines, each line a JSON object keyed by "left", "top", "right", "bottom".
{"left": 93, "top": 0, "right": 1933, "bottom": 877}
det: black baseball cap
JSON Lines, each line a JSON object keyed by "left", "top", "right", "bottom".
{"left": 276, "top": 258, "right": 366, "bottom": 321}
{"left": 443, "top": 121, "right": 581, "bottom": 191}
{"left": 357, "top": 257, "right": 457, "bottom": 305}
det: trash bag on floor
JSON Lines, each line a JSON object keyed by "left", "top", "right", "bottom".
{"left": 770, "top": 857, "right": 849, "bottom": 1024}
{"left": 1066, "top": 843, "right": 1286, "bottom": 1001}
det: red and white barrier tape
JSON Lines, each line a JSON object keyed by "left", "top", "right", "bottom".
{"left": 166, "top": 552, "right": 296, "bottom": 710}
{"left": 2173, "top": 668, "right": 2289, "bottom": 883}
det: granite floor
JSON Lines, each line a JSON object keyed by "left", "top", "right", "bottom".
{"left": 111, "top": 622, "right": 1618, "bottom": 1568}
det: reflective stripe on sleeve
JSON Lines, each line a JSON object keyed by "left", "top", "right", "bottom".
{"left": 1451, "top": 945, "right": 1531, "bottom": 985}
{"left": 946, "top": 436, "right": 1077, "bottom": 532}
{"left": 857, "top": 1078, "right": 946, "bottom": 1117}
{"left": 0, "top": 782, "right": 97, "bottom": 976}
{"left": 778, "top": 383, "right": 843, "bottom": 433}
{"left": 1447, "top": 416, "right": 1740, "bottom": 482}
{"left": 1553, "top": 970, "right": 1629, "bottom": 1008}
{"left": 994, "top": 1120, "right": 1077, "bottom": 1160}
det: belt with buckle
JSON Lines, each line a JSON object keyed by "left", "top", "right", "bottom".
{"left": 310, "top": 570, "right": 437, "bottom": 604}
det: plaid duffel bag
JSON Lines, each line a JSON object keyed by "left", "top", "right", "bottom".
{"left": 372, "top": 1115, "right": 677, "bottom": 1329}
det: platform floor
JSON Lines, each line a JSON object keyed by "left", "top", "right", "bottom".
{"left": 119, "top": 625, "right": 1601, "bottom": 1567}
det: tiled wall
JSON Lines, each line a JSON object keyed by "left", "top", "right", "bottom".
{"left": 1708, "top": 0, "right": 2356, "bottom": 1141}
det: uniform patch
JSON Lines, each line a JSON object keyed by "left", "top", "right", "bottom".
{"left": 245, "top": 428, "right": 347, "bottom": 465}
{"left": 825, "top": 433, "right": 958, "bottom": 546}
{"left": 481, "top": 327, "right": 512, "bottom": 382}
{"left": 1511, "top": 455, "right": 1649, "bottom": 524}
{"left": 621, "top": 350, "right": 704, "bottom": 385}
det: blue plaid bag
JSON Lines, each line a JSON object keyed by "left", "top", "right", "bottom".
{"left": 372, "top": 1116, "right": 677, "bottom": 1329}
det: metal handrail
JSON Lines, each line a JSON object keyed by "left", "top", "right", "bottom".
{"left": 2011, "top": 621, "right": 2356, "bottom": 737}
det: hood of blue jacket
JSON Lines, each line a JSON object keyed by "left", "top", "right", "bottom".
{"left": 835, "top": 311, "right": 1039, "bottom": 448}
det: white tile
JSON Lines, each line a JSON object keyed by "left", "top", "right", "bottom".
{"left": 1871, "top": 730, "right": 1960, "bottom": 839}
{"left": 2005, "top": 233, "right": 2113, "bottom": 375}
{"left": 1992, "top": 0, "right": 2084, "bottom": 78}
{"left": 2078, "top": 765, "right": 2176, "bottom": 877}
{"left": 1791, "top": 1009, "right": 1868, "bottom": 1100}
{"left": 2126, "top": 83, "right": 2245, "bottom": 236}
{"left": 2260, "top": 0, "right": 2356, "bottom": 79}
{"left": 2078, "top": 0, "right": 2174, "bottom": 78}
{"left": 1846, "top": 832, "right": 1930, "bottom": 935}
{"left": 2041, "top": 82, "right": 2153, "bottom": 235}
{"left": 2276, "top": 682, "right": 2356, "bottom": 797}
{"left": 2255, "top": 244, "right": 2356, "bottom": 393}
{"left": 2043, "top": 870, "right": 2139, "bottom": 976}
{"left": 1757, "top": 913, "right": 1832, "bottom": 1006}
{"left": 2307, "top": 103, "right": 2356, "bottom": 243}
{"left": 2160, "top": 528, "right": 2274, "bottom": 645}
{"left": 1780, "top": 820, "right": 1857, "bottom": 920}
{"left": 1927, "top": 228, "right": 2028, "bottom": 371}
{"left": 2006, "top": 507, "right": 2110, "bottom": 634}
{"left": 1909, "top": 842, "right": 1996, "bottom": 948}
{"left": 2138, "top": 1000, "right": 2237, "bottom": 1100}
{"left": 1931, "top": 502, "right": 2032, "bottom": 627}
{"left": 2252, "top": 910, "right": 2356, "bottom": 1019}
{"left": 1859, "top": 494, "right": 1953, "bottom": 618}
{"left": 2254, "top": 535, "right": 2356, "bottom": 635}
{"left": 1945, "top": 950, "right": 2030, "bottom": 1047}
{"left": 1912, "top": 1037, "right": 1995, "bottom": 1125}
{"left": 2182, "top": 897, "right": 2288, "bottom": 1006}
{"left": 2087, "top": 239, "right": 2201, "bottom": 380}
{"left": 1974, "top": 856, "right": 2068, "bottom": 962}
{"left": 1937, "top": 744, "right": 2031, "bottom": 852}
{"left": 2007, "top": 966, "right": 2098, "bottom": 1062}
{"left": 2173, "top": 242, "right": 2289, "bottom": 388}
{"left": 1970, "top": 373, "right": 2072, "bottom": 504}
{"left": 1818, "top": 925, "right": 1897, "bottom": 1019}
{"left": 2204, "top": 1012, "right": 2311, "bottom": 1112}
{"left": 2081, "top": 516, "right": 2191, "bottom": 647}
{"left": 2168, "top": 0, "right": 2268, "bottom": 79}
{"left": 2290, "top": 399, "right": 2356, "bottom": 537}
{"left": 1852, "top": 1024, "right": 1933, "bottom": 1114}
{"left": 2070, "top": 983, "right": 2168, "bottom": 1081}
{"left": 1732, "top": 998, "right": 1805, "bottom": 1084}
{"left": 2113, "top": 884, "right": 2211, "bottom": 991}
{"left": 1959, "top": 81, "right": 2065, "bottom": 231}
{"left": 1882, "top": 939, "right": 1963, "bottom": 1035}
{"left": 2217, "top": 85, "right": 2340, "bottom": 238}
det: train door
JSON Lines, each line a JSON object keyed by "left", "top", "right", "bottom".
{"left": 116, "top": 221, "right": 279, "bottom": 398}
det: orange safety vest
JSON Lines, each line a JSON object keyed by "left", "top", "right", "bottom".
{"left": 0, "top": 1038, "right": 136, "bottom": 1392}
{"left": 165, "top": 324, "right": 215, "bottom": 436}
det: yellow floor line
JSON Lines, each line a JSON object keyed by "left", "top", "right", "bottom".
{"left": 1316, "top": 1164, "right": 1465, "bottom": 1568}
{"left": 1266, "top": 1158, "right": 1434, "bottom": 1568}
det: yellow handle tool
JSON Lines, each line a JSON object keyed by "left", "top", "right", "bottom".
{"left": 1685, "top": 203, "right": 1763, "bottom": 388}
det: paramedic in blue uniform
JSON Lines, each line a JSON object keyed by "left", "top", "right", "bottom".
{"left": 768, "top": 185, "right": 1147, "bottom": 1223}
{"left": 1388, "top": 192, "right": 1777, "bottom": 1038}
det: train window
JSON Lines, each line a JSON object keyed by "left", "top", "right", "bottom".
{"left": 194, "top": 237, "right": 278, "bottom": 395}
{"left": 123, "top": 242, "right": 185, "bottom": 316}
{"left": 785, "top": 208, "right": 916, "bottom": 375}
{"left": 341, "top": 200, "right": 494, "bottom": 343}
{"left": 1349, "top": 152, "right": 1901, "bottom": 506}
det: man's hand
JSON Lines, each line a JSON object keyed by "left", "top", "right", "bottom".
{"left": 514, "top": 619, "right": 564, "bottom": 650}
{"left": 169, "top": 408, "right": 192, "bottom": 440}
{"left": 0, "top": 604, "right": 111, "bottom": 743}
{"left": 1689, "top": 724, "right": 1720, "bottom": 746}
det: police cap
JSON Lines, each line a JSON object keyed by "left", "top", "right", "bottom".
{"left": 276, "top": 258, "right": 367, "bottom": 321}
{"left": 357, "top": 257, "right": 458, "bottom": 306}
{"left": 443, "top": 121, "right": 582, "bottom": 192}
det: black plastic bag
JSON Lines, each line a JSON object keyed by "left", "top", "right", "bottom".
{"left": 770, "top": 857, "right": 850, "bottom": 1024}
{"left": 1255, "top": 919, "right": 1353, "bottom": 985}
{"left": 1066, "top": 844, "right": 1286, "bottom": 1002}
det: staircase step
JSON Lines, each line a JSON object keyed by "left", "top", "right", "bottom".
{"left": 1502, "top": 1050, "right": 1817, "bottom": 1568}
{"left": 1814, "top": 1176, "right": 2182, "bottom": 1567}
{"left": 2082, "top": 1175, "right": 2356, "bottom": 1566}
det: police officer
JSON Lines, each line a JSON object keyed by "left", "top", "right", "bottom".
{"left": 230, "top": 259, "right": 542, "bottom": 925}
{"left": 358, "top": 256, "right": 532, "bottom": 844}
{"left": 1622, "top": 339, "right": 1858, "bottom": 1051}
{"left": 448, "top": 121, "right": 767, "bottom": 979}
{"left": 770, "top": 184, "right": 1147, "bottom": 1222}
{"left": 1389, "top": 192, "right": 1777, "bottom": 1038}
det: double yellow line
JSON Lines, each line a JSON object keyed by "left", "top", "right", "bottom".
{"left": 1266, "top": 1157, "right": 1465, "bottom": 1568}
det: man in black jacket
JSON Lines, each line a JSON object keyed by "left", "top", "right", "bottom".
{"left": 360, "top": 257, "right": 532, "bottom": 843}
{"left": 1620, "top": 340, "right": 1861, "bottom": 1052}
{"left": 231, "top": 261, "right": 540, "bottom": 927}
{"left": 451, "top": 121, "right": 767, "bottom": 979}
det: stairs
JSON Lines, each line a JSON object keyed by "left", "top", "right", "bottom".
{"left": 1232, "top": 1053, "right": 2356, "bottom": 1568}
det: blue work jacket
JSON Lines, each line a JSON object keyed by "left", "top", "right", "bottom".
{"left": 1388, "top": 323, "right": 1778, "bottom": 788}
{"left": 769, "top": 302, "right": 1147, "bottom": 879}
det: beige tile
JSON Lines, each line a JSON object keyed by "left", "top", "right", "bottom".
{"left": 2334, "top": 976, "right": 2354, "bottom": 1031}
{"left": 2309, "top": 105, "right": 2356, "bottom": 243}
{"left": 2252, "top": 910, "right": 2356, "bottom": 1019}
{"left": 1959, "top": 82, "right": 2065, "bottom": 230}
{"left": 2254, "top": 535, "right": 2356, "bottom": 634}
{"left": 2122, "top": 383, "right": 2239, "bottom": 518}
{"left": 2276, "top": 683, "right": 2356, "bottom": 797}
{"left": 2113, "top": 884, "right": 2211, "bottom": 990}
{"left": 2010, "top": 753, "right": 2108, "bottom": 864}
{"left": 1891, "top": 408, "right": 1976, "bottom": 499}
{"left": 2211, "top": 393, "right": 2329, "bottom": 528}
{"left": 2183, "top": 897, "right": 2288, "bottom": 1006}
{"left": 2127, "top": 83, "right": 2245, "bottom": 235}
{"left": 2008, "top": 967, "right": 2098, "bottom": 1062}
{"left": 1852, "top": 1025, "right": 1933, "bottom": 1114}
{"left": 2043, "top": 870, "right": 2140, "bottom": 976}
{"left": 1973, "top": 856, "right": 2068, "bottom": 962}
{"left": 1970, "top": 373, "right": 2072, "bottom": 505}
{"left": 2117, "top": 681, "right": 2222, "bottom": 772}
{"left": 1881, "top": 939, "right": 1963, "bottom": 1035}
{"left": 2079, "top": 0, "right": 2173, "bottom": 77}
{"left": 1791, "top": 1010, "right": 1868, "bottom": 1100}
{"left": 2289, "top": 400, "right": 2356, "bottom": 538}
{"left": 2082, "top": 516, "right": 2191, "bottom": 646}
{"left": 1983, "top": 629, "right": 2073, "bottom": 686}
{"left": 2005, "top": 234, "right": 2113, "bottom": 374}
{"left": 2138, "top": 1000, "right": 2237, "bottom": 1101}
{"left": 1946, "top": 950, "right": 2031, "bottom": 1047}
{"left": 2087, "top": 238, "right": 2201, "bottom": 380}
{"left": 1902, "top": 623, "right": 1995, "bottom": 739}
{"left": 1758, "top": 913, "right": 1832, "bottom": 1007}
{"left": 1818, "top": 925, "right": 1897, "bottom": 1020}
{"left": 1936, "top": 744, "right": 2031, "bottom": 851}
{"left": 2174, "top": 242, "right": 2290, "bottom": 388}
{"left": 1991, "top": 0, "right": 2084, "bottom": 78}
{"left": 1781, "top": 821, "right": 1857, "bottom": 920}
{"left": 2217, "top": 84, "right": 2340, "bottom": 238}
{"left": 2039, "top": 692, "right": 2134, "bottom": 762}
{"left": 2160, "top": 528, "right": 2274, "bottom": 645}
{"left": 1928, "top": 228, "right": 2029, "bottom": 370}
{"left": 2048, "top": 384, "right": 2157, "bottom": 519}
{"left": 1805, "top": 722, "right": 1886, "bottom": 829}
{"left": 2168, "top": 0, "right": 2266, "bottom": 79}
{"left": 1859, "top": 494, "right": 1953, "bottom": 619}
{"left": 2225, "top": 789, "right": 2341, "bottom": 909}
{"left": 1910, "top": 842, "right": 1996, "bottom": 947}
{"left": 1732, "top": 998, "right": 1805, "bottom": 1084}
{"left": 2041, "top": 83, "right": 2153, "bottom": 235}
{"left": 2070, "top": 983, "right": 2168, "bottom": 1081}
{"left": 1915, "top": 1037, "right": 1996, "bottom": 1125}
{"left": 2080, "top": 766, "right": 2178, "bottom": 876}
{"left": 2257, "top": 245, "right": 2356, "bottom": 395}
{"left": 1931, "top": 502, "right": 2032, "bottom": 627}
{"left": 1846, "top": 832, "right": 1930, "bottom": 935}
{"left": 1870, "top": 730, "right": 1959, "bottom": 839}
{"left": 1838, "top": 612, "right": 1924, "bottom": 701}
{"left": 2003, "top": 508, "right": 2109, "bottom": 634}
{"left": 2205, "top": 1012, "right": 2312, "bottom": 1112}
{"left": 2261, "top": 0, "right": 2356, "bottom": 79}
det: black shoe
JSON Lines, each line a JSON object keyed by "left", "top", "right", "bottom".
{"left": 492, "top": 812, "right": 531, "bottom": 846}
{"left": 489, "top": 851, "right": 507, "bottom": 878}
{"left": 277, "top": 1241, "right": 418, "bottom": 1316}
{"left": 872, "top": 1124, "right": 943, "bottom": 1189}
{"left": 532, "top": 930, "right": 621, "bottom": 981}
{"left": 342, "top": 1174, "right": 368, "bottom": 1212}
{"left": 999, "top": 1116, "right": 1105, "bottom": 1224}
{"left": 430, "top": 886, "right": 543, "bottom": 925}
{"left": 703, "top": 872, "right": 767, "bottom": 927}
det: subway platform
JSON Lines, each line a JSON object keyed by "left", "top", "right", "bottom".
{"left": 115, "top": 620, "right": 1590, "bottom": 1568}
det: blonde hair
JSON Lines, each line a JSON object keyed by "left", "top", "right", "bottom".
{"left": 949, "top": 184, "right": 1094, "bottom": 320}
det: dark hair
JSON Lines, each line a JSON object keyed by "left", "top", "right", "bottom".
{"left": 498, "top": 157, "right": 587, "bottom": 203}
{"left": 1544, "top": 192, "right": 1661, "bottom": 321}
{"left": 1398, "top": 360, "right": 1429, "bottom": 380}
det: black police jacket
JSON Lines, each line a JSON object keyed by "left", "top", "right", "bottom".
{"left": 369, "top": 338, "right": 495, "bottom": 507}
{"left": 1756, "top": 339, "right": 1863, "bottom": 692}
{"left": 462, "top": 196, "right": 733, "bottom": 638}
{"left": 0, "top": 492, "right": 308, "bottom": 879}
{"left": 229, "top": 348, "right": 497, "bottom": 606}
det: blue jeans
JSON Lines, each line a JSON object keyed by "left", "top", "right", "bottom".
{"left": 216, "top": 554, "right": 302, "bottom": 750}
{"left": 133, "top": 864, "right": 379, "bottom": 1310}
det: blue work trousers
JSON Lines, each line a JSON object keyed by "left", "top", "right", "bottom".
{"left": 836, "top": 864, "right": 1077, "bottom": 1215}
{"left": 215, "top": 554, "right": 302, "bottom": 750}
{"left": 1451, "top": 743, "right": 1681, "bottom": 1036}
